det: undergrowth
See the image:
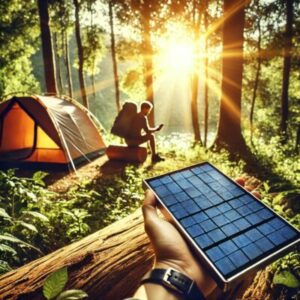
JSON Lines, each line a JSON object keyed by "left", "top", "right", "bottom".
{"left": 0, "top": 134, "right": 299, "bottom": 297}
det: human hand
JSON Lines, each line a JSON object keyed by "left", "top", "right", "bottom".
{"left": 142, "top": 190, "right": 216, "bottom": 297}
{"left": 156, "top": 124, "right": 164, "bottom": 131}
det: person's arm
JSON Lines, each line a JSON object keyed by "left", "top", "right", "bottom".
{"left": 133, "top": 190, "right": 216, "bottom": 300}
{"left": 143, "top": 117, "right": 163, "bottom": 134}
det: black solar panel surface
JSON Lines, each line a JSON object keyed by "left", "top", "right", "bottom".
{"left": 146, "top": 163, "right": 299, "bottom": 279}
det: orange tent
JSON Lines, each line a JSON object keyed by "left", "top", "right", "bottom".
{"left": 0, "top": 95, "right": 106, "bottom": 170}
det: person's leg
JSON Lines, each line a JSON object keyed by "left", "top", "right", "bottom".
{"left": 147, "top": 133, "right": 156, "bottom": 156}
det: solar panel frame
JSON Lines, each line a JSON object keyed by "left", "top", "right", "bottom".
{"left": 143, "top": 162, "right": 300, "bottom": 291}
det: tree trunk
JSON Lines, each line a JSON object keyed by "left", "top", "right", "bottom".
{"left": 280, "top": 0, "right": 294, "bottom": 142}
{"left": 109, "top": 0, "right": 121, "bottom": 113}
{"left": 0, "top": 208, "right": 256, "bottom": 300}
{"left": 214, "top": 0, "right": 249, "bottom": 153}
{"left": 203, "top": 0, "right": 209, "bottom": 148}
{"left": 53, "top": 32, "right": 63, "bottom": 94}
{"left": 0, "top": 210, "right": 153, "bottom": 300}
{"left": 191, "top": 1, "right": 202, "bottom": 144}
{"left": 37, "top": 0, "right": 58, "bottom": 95}
{"left": 250, "top": 6, "right": 262, "bottom": 145}
{"left": 64, "top": 31, "right": 73, "bottom": 99}
{"left": 141, "top": 0, "right": 155, "bottom": 127}
{"left": 73, "top": 0, "right": 89, "bottom": 109}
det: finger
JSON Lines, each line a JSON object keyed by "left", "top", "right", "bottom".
{"left": 143, "top": 189, "right": 157, "bottom": 206}
{"left": 142, "top": 190, "right": 160, "bottom": 233}
{"left": 235, "top": 177, "right": 245, "bottom": 187}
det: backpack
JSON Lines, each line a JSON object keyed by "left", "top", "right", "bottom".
{"left": 111, "top": 101, "right": 138, "bottom": 138}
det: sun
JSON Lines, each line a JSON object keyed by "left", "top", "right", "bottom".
{"left": 156, "top": 24, "right": 195, "bottom": 73}
{"left": 163, "top": 41, "right": 194, "bottom": 72}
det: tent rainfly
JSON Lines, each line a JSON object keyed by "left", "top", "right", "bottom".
{"left": 0, "top": 95, "right": 106, "bottom": 170}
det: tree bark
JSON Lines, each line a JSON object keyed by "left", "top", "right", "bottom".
{"left": 140, "top": 0, "right": 155, "bottom": 127}
{"left": 280, "top": 0, "right": 294, "bottom": 142}
{"left": 73, "top": 0, "right": 89, "bottom": 109}
{"left": 214, "top": 0, "right": 249, "bottom": 153}
{"left": 203, "top": 0, "right": 209, "bottom": 148}
{"left": 37, "top": 0, "right": 58, "bottom": 95}
{"left": 0, "top": 210, "right": 154, "bottom": 300}
{"left": 250, "top": 3, "right": 262, "bottom": 145}
{"left": 53, "top": 32, "right": 63, "bottom": 94}
{"left": 64, "top": 31, "right": 73, "bottom": 99}
{"left": 191, "top": 0, "right": 202, "bottom": 144}
{"left": 109, "top": 0, "right": 121, "bottom": 113}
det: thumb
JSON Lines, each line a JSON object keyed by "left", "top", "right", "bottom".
{"left": 142, "top": 190, "right": 160, "bottom": 234}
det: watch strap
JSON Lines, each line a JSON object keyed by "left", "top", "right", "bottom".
{"left": 141, "top": 268, "right": 206, "bottom": 300}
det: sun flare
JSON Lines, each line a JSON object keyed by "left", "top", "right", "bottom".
{"left": 156, "top": 24, "right": 195, "bottom": 73}
{"left": 163, "top": 41, "right": 194, "bottom": 72}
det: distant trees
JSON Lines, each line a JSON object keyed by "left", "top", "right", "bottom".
{"left": 214, "top": 0, "right": 249, "bottom": 152}
{"left": 139, "top": 0, "right": 156, "bottom": 127}
{"left": 37, "top": 0, "right": 58, "bottom": 95}
{"left": 73, "top": 0, "right": 89, "bottom": 109}
{"left": 109, "top": 0, "right": 121, "bottom": 112}
{"left": 280, "top": 0, "right": 294, "bottom": 142}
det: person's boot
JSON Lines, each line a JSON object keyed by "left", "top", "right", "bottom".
{"left": 152, "top": 153, "right": 165, "bottom": 163}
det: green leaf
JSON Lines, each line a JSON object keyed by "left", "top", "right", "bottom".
{"left": 22, "top": 211, "right": 49, "bottom": 222}
{"left": 0, "top": 260, "right": 12, "bottom": 275}
{"left": 43, "top": 267, "right": 68, "bottom": 300}
{"left": 0, "top": 234, "right": 42, "bottom": 254}
{"left": 273, "top": 270, "right": 300, "bottom": 288}
{"left": 56, "top": 289, "right": 88, "bottom": 300}
{"left": 0, "top": 243, "right": 17, "bottom": 256}
{"left": 32, "top": 171, "right": 47, "bottom": 186}
{"left": 0, "top": 208, "right": 11, "bottom": 219}
{"left": 17, "top": 221, "right": 38, "bottom": 233}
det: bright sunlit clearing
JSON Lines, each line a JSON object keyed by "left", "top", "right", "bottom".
{"left": 156, "top": 24, "right": 194, "bottom": 73}
{"left": 164, "top": 42, "right": 194, "bottom": 72}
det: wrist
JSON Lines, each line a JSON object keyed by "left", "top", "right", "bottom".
{"left": 141, "top": 267, "right": 206, "bottom": 300}
{"left": 154, "top": 261, "right": 212, "bottom": 297}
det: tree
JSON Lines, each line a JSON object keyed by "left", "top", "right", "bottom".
{"left": 280, "top": 0, "right": 294, "bottom": 142}
{"left": 73, "top": 0, "right": 89, "bottom": 109}
{"left": 214, "top": 0, "right": 249, "bottom": 153}
{"left": 191, "top": 0, "right": 202, "bottom": 143}
{"left": 37, "top": 0, "right": 58, "bottom": 95}
{"left": 50, "top": 0, "right": 74, "bottom": 98}
{"left": 203, "top": 0, "right": 209, "bottom": 147}
{"left": 109, "top": 0, "right": 121, "bottom": 113}
{"left": 249, "top": 0, "right": 262, "bottom": 144}
{"left": 140, "top": 0, "right": 156, "bottom": 127}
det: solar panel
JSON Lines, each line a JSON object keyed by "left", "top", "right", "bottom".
{"left": 144, "top": 162, "right": 299, "bottom": 290}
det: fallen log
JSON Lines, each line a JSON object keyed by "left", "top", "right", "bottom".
{"left": 0, "top": 209, "right": 256, "bottom": 300}
{"left": 0, "top": 209, "right": 153, "bottom": 300}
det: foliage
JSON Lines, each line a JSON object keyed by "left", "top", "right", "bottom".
{"left": 0, "top": 0, "right": 40, "bottom": 98}
{"left": 43, "top": 267, "right": 87, "bottom": 300}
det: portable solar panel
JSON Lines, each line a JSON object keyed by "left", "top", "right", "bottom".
{"left": 143, "top": 162, "right": 300, "bottom": 291}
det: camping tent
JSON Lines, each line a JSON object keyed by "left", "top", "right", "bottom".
{"left": 0, "top": 95, "right": 106, "bottom": 170}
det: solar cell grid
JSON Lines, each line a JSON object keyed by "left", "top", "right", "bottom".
{"left": 145, "top": 162, "right": 299, "bottom": 282}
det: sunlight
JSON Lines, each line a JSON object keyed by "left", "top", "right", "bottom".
{"left": 156, "top": 24, "right": 195, "bottom": 73}
{"left": 161, "top": 41, "right": 194, "bottom": 72}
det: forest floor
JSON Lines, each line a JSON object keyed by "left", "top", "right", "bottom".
{"left": 42, "top": 154, "right": 289, "bottom": 300}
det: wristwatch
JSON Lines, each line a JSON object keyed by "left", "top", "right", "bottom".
{"left": 140, "top": 268, "right": 206, "bottom": 300}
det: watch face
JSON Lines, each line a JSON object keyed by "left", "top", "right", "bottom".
{"left": 144, "top": 162, "right": 300, "bottom": 289}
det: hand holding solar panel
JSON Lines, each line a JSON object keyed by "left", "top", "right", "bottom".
{"left": 143, "top": 162, "right": 299, "bottom": 291}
